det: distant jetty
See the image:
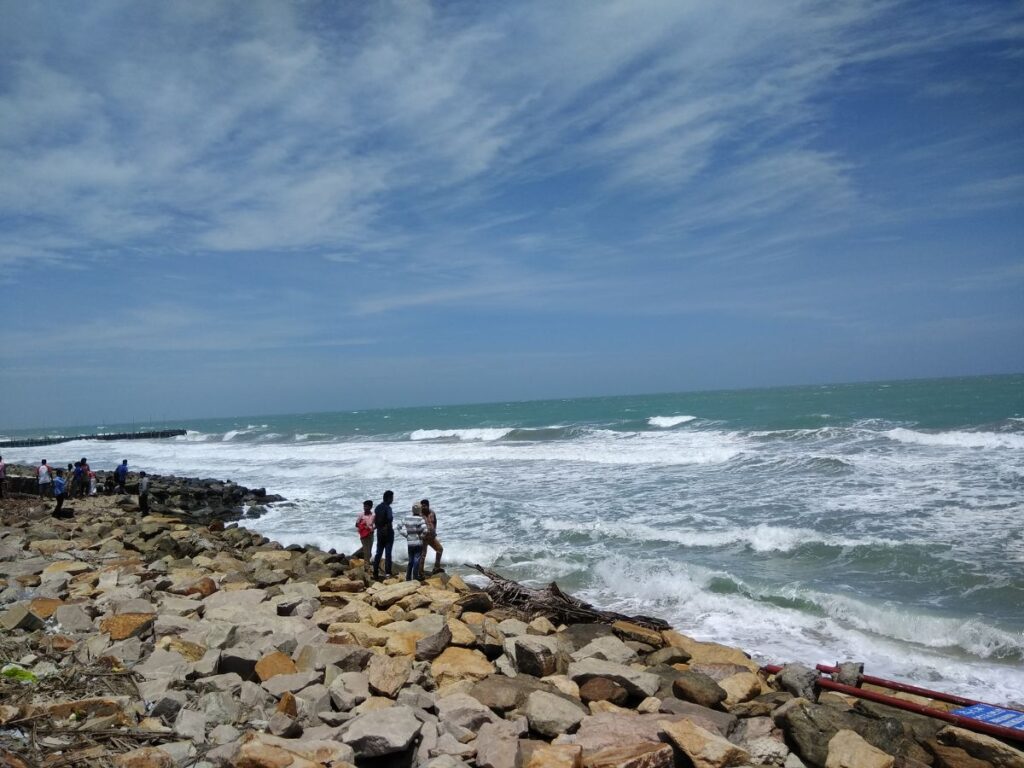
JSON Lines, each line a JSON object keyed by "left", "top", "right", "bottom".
{"left": 0, "top": 428, "right": 187, "bottom": 448}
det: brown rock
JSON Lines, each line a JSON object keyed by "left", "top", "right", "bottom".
{"left": 927, "top": 740, "right": 995, "bottom": 768}
{"left": 826, "top": 729, "right": 895, "bottom": 768}
{"left": 660, "top": 631, "right": 758, "bottom": 674}
{"left": 611, "top": 621, "right": 664, "bottom": 648}
{"left": 49, "top": 635, "right": 78, "bottom": 653}
{"left": 185, "top": 577, "right": 218, "bottom": 598}
{"left": 528, "top": 745, "right": 583, "bottom": 768}
{"left": 276, "top": 691, "right": 298, "bottom": 717}
{"left": 255, "top": 651, "right": 299, "bottom": 682}
{"left": 719, "top": 671, "right": 761, "bottom": 706}
{"left": 159, "top": 637, "right": 207, "bottom": 662}
{"left": 114, "top": 747, "right": 174, "bottom": 768}
{"left": 99, "top": 613, "right": 156, "bottom": 641}
{"left": 585, "top": 743, "right": 674, "bottom": 768}
{"left": 29, "top": 597, "right": 65, "bottom": 619}
{"left": 317, "top": 577, "right": 365, "bottom": 593}
{"left": 936, "top": 725, "right": 1024, "bottom": 768}
{"left": 580, "top": 678, "right": 629, "bottom": 706}
{"left": 660, "top": 719, "right": 749, "bottom": 768}
{"left": 431, "top": 647, "right": 495, "bottom": 687}
{"left": 672, "top": 671, "right": 727, "bottom": 709}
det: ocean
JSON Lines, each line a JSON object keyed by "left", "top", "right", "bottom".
{"left": 3, "top": 374, "right": 1022, "bottom": 704}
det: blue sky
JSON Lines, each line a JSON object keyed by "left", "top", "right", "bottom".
{"left": 1, "top": 0, "right": 1022, "bottom": 429}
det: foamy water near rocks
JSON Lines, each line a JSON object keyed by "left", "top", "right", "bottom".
{"left": 0, "top": 485, "right": 1021, "bottom": 768}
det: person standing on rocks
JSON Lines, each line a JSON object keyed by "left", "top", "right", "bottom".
{"left": 372, "top": 490, "right": 395, "bottom": 580}
{"left": 37, "top": 460, "right": 52, "bottom": 498}
{"left": 355, "top": 499, "right": 375, "bottom": 567}
{"left": 114, "top": 459, "right": 128, "bottom": 493}
{"left": 418, "top": 498, "right": 444, "bottom": 578}
{"left": 399, "top": 503, "right": 427, "bottom": 582}
{"left": 78, "top": 458, "right": 90, "bottom": 498}
{"left": 138, "top": 471, "right": 150, "bottom": 515}
{"left": 52, "top": 470, "right": 67, "bottom": 517}
{"left": 0, "top": 455, "right": 6, "bottom": 499}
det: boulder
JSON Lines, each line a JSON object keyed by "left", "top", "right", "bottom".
{"left": 571, "top": 635, "right": 638, "bottom": 665}
{"left": 416, "top": 623, "right": 453, "bottom": 661}
{"left": 611, "top": 621, "right": 664, "bottom": 648}
{"left": 659, "top": 719, "right": 750, "bottom": 768}
{"left": 513, "top": 635, "right": 563, "bottom": 677}
{"left": 99, "top": 613, "right": 155, "bottom": 641}
{"left": 329, "top": 671, "right": 370, "bottom": 712}
{"left": 431, "top": 647, "right": 495, "bottom": 687}
{"left": 436, "top": 693, "right": 499, "bottom": 731}
{"left": 583, "top": 743, "right": 674, "bottom": 768}
{"left": 524, "top": 691, "right": 586, "bottom": 739}
{"left": 568, "top": 658, "right": 660, "bottom": 699}
{"left": 935, "top": 725, "right": 1024, "bottom": 768}
{"left": 367, "top": 654, "right": 412, "bottom": 698}
{"left": 476, "top": 718, "right": 528, "bottom": 768}
{"left": 776, "top": 700, "right": 909, "bottom": 768}
{"left": 526, "top": 744, "right": 583, "bottom": 768}
{"left": 718, "top": 671, "right": 761, "bottom": 706}
{"left": 370, "top": 581, "right": 421, "bottom": 608}
{"left": 824, "top": 730, "right": 895, "bottom": 768}
{"left": 342, "top": 705, "right": 422, "bottom": 757}
{"left": 672, "top": 671, "right": 727, "bottom": 709}
{"left": 470, "top": 675, "right": 551, "bottom": 713}
{"left": 254, "top": 651, "right": 299, "bottom": 682}
{"left": 579, "top": 678, "right": 629, "bottom": 706}
{"left": 661, "top": 631, "right": 759, "bottom": 673}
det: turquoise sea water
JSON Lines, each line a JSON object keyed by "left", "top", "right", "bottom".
{"left": 3, "top": 374, "right": 1023, "bottom": 703}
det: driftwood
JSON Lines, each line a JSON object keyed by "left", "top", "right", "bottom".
{"left": 470, "top": 564, "right": 670, "bottom": 631}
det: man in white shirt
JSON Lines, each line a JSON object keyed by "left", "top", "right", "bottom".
{"left": 38, "top": 460, "right": 52, "bottom": 498}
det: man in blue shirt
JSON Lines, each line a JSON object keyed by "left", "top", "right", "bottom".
{"left": 114, "top": 460, "right": 128, "bottom": 493}
{"left": 372, "top": 490, "right": 395, "bottom": 580}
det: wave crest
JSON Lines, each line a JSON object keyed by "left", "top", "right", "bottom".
{"left": 648, "top": 415, "right": 697, "bottom": 428}
{"left": 885, "top": 428, "right": 1024, "bottom": 449}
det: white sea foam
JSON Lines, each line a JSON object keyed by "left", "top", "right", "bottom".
{"left": 885, "top": 428, "right": 1024, "bottom": 449}
{"left": 410, "top": 428, "right": 514, "bottom": 442}
{"left": 648, "top": 415, "right": 697, "bottom": 428}
{"left": 537, "top": 519, "right": 900, "bottom": 553}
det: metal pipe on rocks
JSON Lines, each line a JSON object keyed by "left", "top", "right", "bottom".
{"left": 761, "top": 663, "right": 1024, "bottom": 744}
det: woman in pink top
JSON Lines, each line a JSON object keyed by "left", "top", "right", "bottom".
{"left": 355, "top": 500, "right": 375, "bottom": 567}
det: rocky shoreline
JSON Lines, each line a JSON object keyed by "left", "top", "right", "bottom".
{"left": 1, "top": 485, "right": 1021, "bottom": 768}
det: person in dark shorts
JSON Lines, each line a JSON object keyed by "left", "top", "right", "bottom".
{"left": 0, "top": 455, "right": 6, "bottom": 499}
{"left": 372, "top": 490, "right": 395, "bottom": 580}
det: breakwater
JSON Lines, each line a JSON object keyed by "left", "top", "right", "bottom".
{"left": 0, "top": 428, "right": 187, "bottom": 448}
{"left": 0, "top": 491, "right": 1020, "bottom": 766}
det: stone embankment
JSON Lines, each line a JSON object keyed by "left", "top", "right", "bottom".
{"left": 3, "top": 464, "right": 285, "bottom": 522}
{"left": 1, "top": 493, "right": 1021, "bottom": 768}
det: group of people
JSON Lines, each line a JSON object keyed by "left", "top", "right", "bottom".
{"left": 356, "top": 490, "right": 444, "bottom": 582}
{"left": 29, "top": 458, "right": 146, "bottom": 516}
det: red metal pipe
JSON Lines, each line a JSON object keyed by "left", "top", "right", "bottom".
{"left": 761, "top": 665, "right": 1024, "bottom": 744}
{"left": 811, "top": 663, "right": 979, "bottom": 707}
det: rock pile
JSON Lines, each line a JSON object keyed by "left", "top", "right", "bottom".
{"left": 0, "top": 493, "right": 1021, "bottom": 768}
{"left": 3, "top": 463, "right": 284, "bottom": 522}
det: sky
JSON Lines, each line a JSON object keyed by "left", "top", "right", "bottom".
{"left": 1, "top": 0, "right": 1022, "bottom": 429}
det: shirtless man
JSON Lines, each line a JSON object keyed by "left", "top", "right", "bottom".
{"left": 418, "top": 498, "right": 444, "bottom": 578}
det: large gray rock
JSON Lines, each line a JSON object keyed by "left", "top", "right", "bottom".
{"left": 342, "top": 705, "right": 423, "bottom": 757}
{"left": 571, "top": 635, "right": 638, "bottom": 665}
{"left": 469, "top": 675, "right": 550, "bottom": 713}
{"left": 776, "top": 700, "right": 911, "bottom": 768}
{"left": 567, "top": 658, "right": 660, "bottom": 699}
{"left": 523, "top": 690, "right": 586, "bottom": 739}
{"left": 329, "top": 671, "right": 370, "bottom": 711}
{"left": 511, "top": 635, "right": 563, "bottom": 677}
{"left": 416, "top": 623, "right": 453, "bottom": 661}
{"left": 435, "top": 692, "right": 498, "bottom": 731}
{"left": 54, "top": 604, "right": 94, "bottom": 632}
{"left": 474, "top": 718, "right": 528, "bottom": 768}
{"left": 367, "top": 653, "right": 411, "bottom": 698}
{"left": 672, "top": 670, "right": 727, "bottom": 709}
